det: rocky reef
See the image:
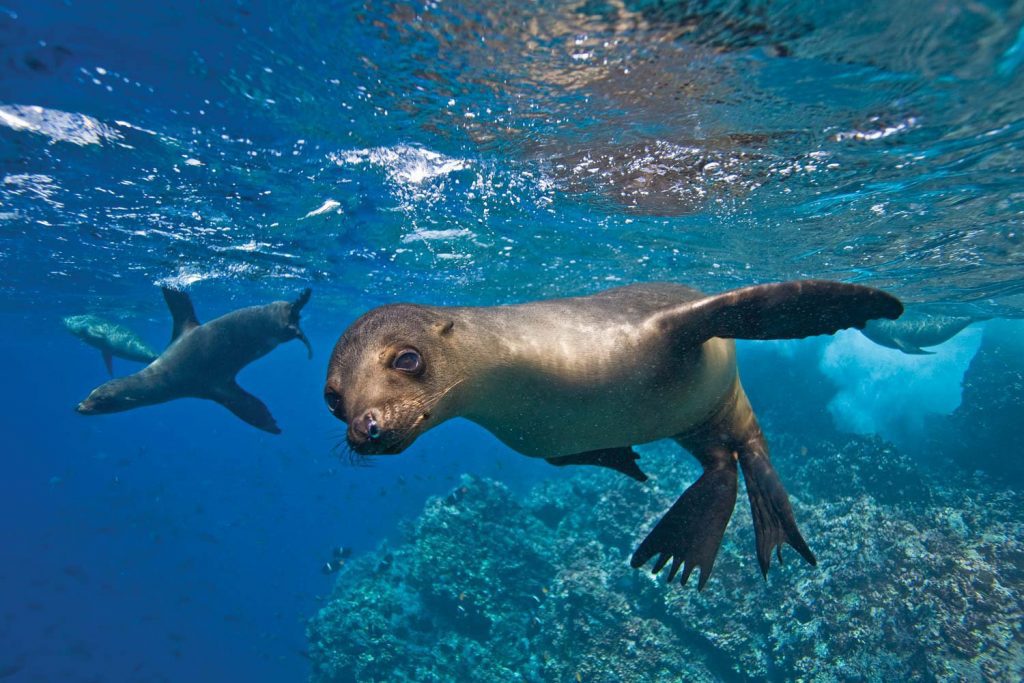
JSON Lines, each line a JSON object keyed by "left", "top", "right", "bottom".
{"left": 928, "top": 320, "right": 1024, "bottom": 480}
{"left": 307, "top": 431, "right": 1023, "bottom": 682}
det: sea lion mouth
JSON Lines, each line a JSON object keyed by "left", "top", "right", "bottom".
{"left": 347, "top": 418, "right": 421, "bottom": 456}
{"left": 348, "top": 426, "right": 412, "bottom": 455}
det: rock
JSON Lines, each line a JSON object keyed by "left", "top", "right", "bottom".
{"left": 308, "top": 439, "right": 1023, "bottom": 682}
{"left": 928, "top": 321, "right": 1024, "bottom": 480}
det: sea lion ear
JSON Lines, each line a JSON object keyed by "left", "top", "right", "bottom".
{"left": 434, "top": 320, "right": 454, "bottom": 336}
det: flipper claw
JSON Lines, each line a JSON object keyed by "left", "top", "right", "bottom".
{"left": 630, "top": 458, "right": 737, "bottom": 591}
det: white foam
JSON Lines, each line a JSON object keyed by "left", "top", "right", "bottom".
{"left": 401, "top": 228, "right": 474, "bottom": 243}
{"left": 331, "top": 144, "right": 468, "bottom": 188}
{"left": 0, "top": 104, "right": 122, "bottom": 145}
{"left": 819, "top": 326, "right": 983, "bottom": 443}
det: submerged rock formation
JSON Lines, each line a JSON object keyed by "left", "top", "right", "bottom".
{"left": 308, "top": 434, "right": 1023, "bottom": 682}
{"left": 929, "top": 320, "right": 1024, "bottom": 480}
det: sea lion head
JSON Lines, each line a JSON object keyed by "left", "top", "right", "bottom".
{"left": 76, "top": 378, "right": 141, "bottom": 415}
{"left": 324, "top": 304, "right": 460, "bottom": 456}
{"left": 62, "top": 314, "right": 106, "bottom": 344}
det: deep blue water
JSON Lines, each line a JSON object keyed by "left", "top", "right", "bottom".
{"left": 1, "top": 1, "right": 1023, "bottom": 681}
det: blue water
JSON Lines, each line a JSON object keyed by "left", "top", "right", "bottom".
{"left": 1, "top": 0, "right": 1022, "bottom": 681}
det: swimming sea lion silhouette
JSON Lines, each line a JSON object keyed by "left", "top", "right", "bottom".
{"left": 77, "top": 287, "right": 312, "bottom": 433}
{"left": 63, "top": 314, "right": 159, "bottom": 376}
{"left": 323, "top": 280, "right": 902, "bottom": 589}
{"left": 859, "top": 309, "right": 987, "bottom": 354}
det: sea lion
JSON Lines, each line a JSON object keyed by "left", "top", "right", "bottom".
{"left": 323, "top": 280, "right": 903, "bottom": 589}
{"left": 859, "top": 309, "right": 987, "bottom": 355}
{"left": 63, "top": 314, "right": 159, "bottom": 375}
{"left": 76, "top": 287, "right": 313, "bottom": 433}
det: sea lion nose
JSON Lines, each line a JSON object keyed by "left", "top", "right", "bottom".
{"left": 349, "top": 410, "right": 382, "bottom": 443}
{"left": 365, "top": 415, "right": 381, "bottom": 440}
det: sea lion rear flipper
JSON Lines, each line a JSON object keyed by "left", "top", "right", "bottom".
{"left": 210, "top": 381, "right": 281, "bottom": 434}
{"left": 630, "top": 447, "right": 736, "bottom": 590}
{"left": 546, "top": 446, "right": 648, "bottom": 482}
{"left": 162, "top": 288, "right": 201, "bottom": 343}
{"left": 289, "top": 288, "right": 313, "bottom": 359}
{"left": 653, "top": 280, "right": 903, "bottom": 346}
{"left": 736, "top": 443, "right": 816, "bottom": 577}
{"left": 102, "top": 350, "right": 113, "bottom": 376}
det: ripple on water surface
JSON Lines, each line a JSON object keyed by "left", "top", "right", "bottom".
{"left": 0, "top": 0, "right": 1021, "bottom": 314}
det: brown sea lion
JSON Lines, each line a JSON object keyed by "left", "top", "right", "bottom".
{"left": 323, "top": 280, "right": 902, "bottom": 589}
{"left": 76, "top": 287, "right": 313, "bottom": 433}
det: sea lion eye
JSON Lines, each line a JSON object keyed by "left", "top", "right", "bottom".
{"left": 324, "top": 388, "right": 342, "bottom": 414}
{"left": 392, "top": 349, "right": 422, "bottom": 374}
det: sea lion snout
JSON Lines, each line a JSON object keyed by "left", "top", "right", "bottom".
{"left": 346, "top": 409, "right": 408, "bottom": 455}
{"left": 76, "top": 387, "right": 113, "bottom": 414}
{"left": 348, "top": 409, "right": 380, "bottom": 443}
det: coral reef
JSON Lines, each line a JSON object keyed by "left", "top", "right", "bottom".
{"left": 308, "top": 433, "right": 1024, "bottom": 682}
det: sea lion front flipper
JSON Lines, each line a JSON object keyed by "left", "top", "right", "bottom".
{"left": 546, "top": 446, "right": 648, "bottom": 482}
{"left": 102, "top": 350, "right": 113, "bottom": 376}
{"left": 209, "top": 381, "right": 281, "bottom": 434}
{"left": 630, "top": 447, "right": 737, "bottom": 590}
{"left": 893, "top": 338, "right": 934, "bottom": 355}
{"left": 653, "top": 280, "right": 903, "bottom": 346}
{"left": 736, "top": 442, "right": 816, "bottom": 577}
{"left": 162, "top": 288, "right": 201, "bottom": 343}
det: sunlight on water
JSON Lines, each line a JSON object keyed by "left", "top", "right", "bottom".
{"left": 1, "top": 0, "right": 1021, "bottom": 310}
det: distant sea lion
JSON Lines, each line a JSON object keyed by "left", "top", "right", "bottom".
{"left": 77, "top": 288, "right": 312, "bottom": 433}
{"left": 324, "top": 280, "right": 902, "bottom": 589}
{"left": 859, "top": 310, "right": 987, "bottom": 354}
{"left": 63, "top": 314, "right": 158, "bottom": 375}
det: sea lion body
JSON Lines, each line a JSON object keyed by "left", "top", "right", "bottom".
{"left": 76, "top": 288, "right": 313, "bottom": 433}
{"left": 63, "top": 314, "right": 158, "bottom": 374}
{"left": 325, "top": 280, "right": 903, "bottom": 588}
{"left": 860, "top": 311, "right": 984, "bottom": 355}
{"left": 435, "top": 284, "right": 736, "bottom": 457}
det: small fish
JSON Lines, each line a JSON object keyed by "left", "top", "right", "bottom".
{"left": 0, "top": 656, "right": 25, "bottom": 679}
{"left": 64, "top": 314, "right": 158, "bottom": 375}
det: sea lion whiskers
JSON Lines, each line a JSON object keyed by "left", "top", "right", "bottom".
{"left": 328, "top": 425, "right": 372, "bottom": 466}
{"left": 332, "top": 438, "right": 372, "bottom": 467}
{"left": 419, "top": 375, "right": 466, "bottom": 415}
{"left": 392, "top": 375, "right": 467, "bottom": 428}
{"left": 369, "top": 378, "right": 466, "bottom": 453}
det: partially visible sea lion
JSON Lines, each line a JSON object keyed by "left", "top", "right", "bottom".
{"left": 63, "top": 314, "right": 158, "bottom": 375}
{"left": 323, "top": 280, "right": 903, "bottom": 589}
{"left": 77, "top": 287, "right": 312, "bottom": 433}
{"left": 859, "top": 309, "right": 988, "bottom": 354}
